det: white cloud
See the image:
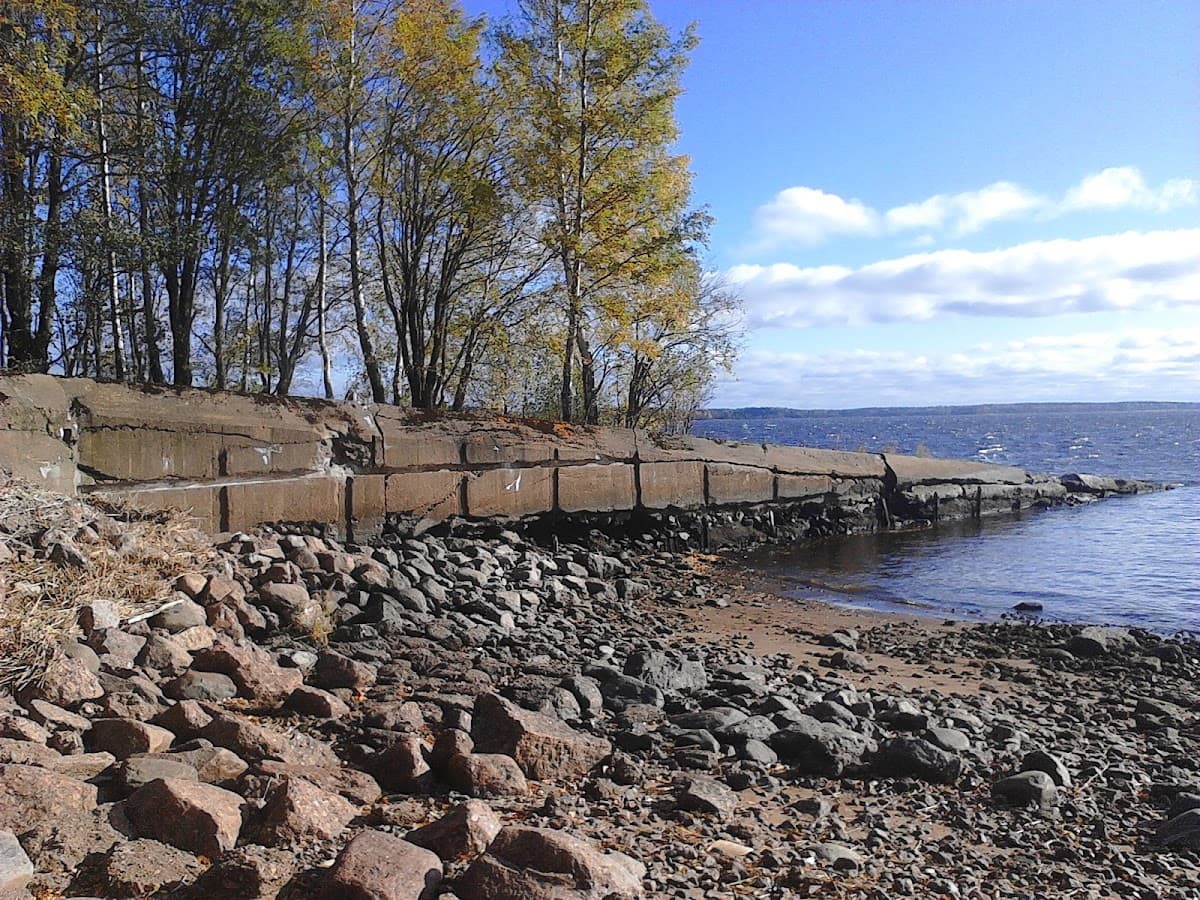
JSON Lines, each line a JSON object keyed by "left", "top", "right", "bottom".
{"left": 1063, "top": 166, "right": 1199, "bottom": 213}
{"left": 885, "top": 181, "right": 1044, "bottom": 235}
{"left": 752, "top": 186, "right": 878, "bottom": 246}
{"left": 749, "top": 167, "right": 1200, "bottom": 248}
{"left": 728, "top": 229, "right": 1200, "bottom": 329}
{"left": 712, "top": 329, "right": 1200, "bottom": 408}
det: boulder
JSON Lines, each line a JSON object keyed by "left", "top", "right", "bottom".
{"left": 149, "top": 597, "right": 208, "bottom": 632}
{"left": 770, "top": 716, "right": 874, "bottom": 777}
{"left": 623, "top": 650, "right": 708, "bottom": 694}
{"left": 472, "top": 693, "right": 611, "bottom": 781}
{"left": 458, "top": 826, "right": 645, "bottom": 899}
{"left": 286, "top": 685, "right": 351, "bottom": 719}
{"left": 78, "top": 600, "right": 122, "bottom": 634}
{"left": 24, "top": 698, "right": 91, "bottom": 733}
{"left": 164, "top": 670, "right": 238, "bottom": 703}
{"left": 192, "top": 845, "right": 297, "bottom": 899}
{"left": 444, "top": 752, "right": 529, "bottom": 798}
{"left": 256, "top": 761, "right": 382, "bottom": 807}
{"left": 89, "top": 629, "right": 147, "bottom": 669}
{"left": 125, "top": 777, "right": 243, "bottom": 857}
{"left": 0, "top": 763, "right": 98, "bottom": 833}
{"left": 50, "top": 751, "right": 116, "bottom": 780}
{"left": 200, "top": 710, "right": 339, "bottom": 767}
{"left": 677, "top": 775, "right": 737, "bottom": 820}
{"left": 86, "top": 718, "right": 175, "bottom": 759}
{"left": 874, "top": 737, "right": 962, "bottom": 784}
{"left": 137, "top": 633, "right": 193, "bottom": 676}
{"left": 1159, "top": 808, "right": 1200, "bottom": 850}
{"left": 0, "top": 714, "right": 50, "bottom": 744}
{"left": 811, "top": 842, "right": 864, "bottom": 873}
{"left": 371, "top": 733, "right": 433, "bottom": 793}
{"left": 116, "top": 756, "right": 200, "bottom": 795}
{"left": 993, "top": 771, "right": 1059, "bottom": 810}
{"left": 317, "top": 830, "right": 443, "bottom": 899}
{"left": 167, "top": 745, "right": 249, "bottom": 785}
{"left": 249, "top": 776, "right": 359, "bottom": 846}
{"left": 100, "top": 838, "right": 205, "bottom": 897}
{"left": 0, "top": 737, "right": 61, "bottom": 767}
{"left": 0, "top": 830, "right": 34, "bottom": 897}
{"left": 1067, "top": 625, "right": 1133, "bottom": 658}
{"left": 407, "top": 800, "right": 503, "bottom": 862}
{"left": 152, "top": 699, "right": 214, "bottom": 738}
{"left": 670, "top": 707, "right": 747, "bottom": 733}
{"left": 27, "top": 655, "right": 104, "bottom": 708}
{"left": 1021, "top": 749, "right": 1072, "bottom": 787}
{"left": 311, "top": 649, "right": 377, "bottom": 691}
{"left": 191, "top": 641, "right": 303, "bottom": 711}
{"left": 257, "top": 581, "right": 322, "bottom": 630}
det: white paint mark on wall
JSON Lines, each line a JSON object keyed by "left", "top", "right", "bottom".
{"left": 255, "top": 445, "right": 281, "bottom": 465}
{"left": 504, "top": 472, "right": 522, "bottom": 492}
{"left": 162, "top": 454, "right": 174, "bottom": 472}
{"left": 38, "top": 460, "right": 61, "bottom": 481}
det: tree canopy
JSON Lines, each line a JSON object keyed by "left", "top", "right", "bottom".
{"left": 0, "top": 0, "right": 738, "bottom": 430}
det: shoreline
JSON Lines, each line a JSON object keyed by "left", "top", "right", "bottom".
{"left": 1, "top": 500, "right": 1198, "bottom": 897}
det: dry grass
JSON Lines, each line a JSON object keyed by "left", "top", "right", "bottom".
{"left": 0, "top": 474, "right": 214, "bottom": 693}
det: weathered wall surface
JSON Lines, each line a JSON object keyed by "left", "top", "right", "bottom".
{"left": 0, "top": 375, "right": 1144, "bottom": 542}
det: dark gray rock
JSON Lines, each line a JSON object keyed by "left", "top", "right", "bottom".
{"left": 1021, "top": 750, "right": 1072, "bottom": 787}
{"left": 874, "top": 737, "right": 962, "bottom": 784}
{"left": 770, "top": 715, "right": 874, "bottom": 777}
{"left": 993, "top": 771, "right": 1058, "bottom": 809}
{"left": 624, "top": 650, "right": 708, "bottom": 694}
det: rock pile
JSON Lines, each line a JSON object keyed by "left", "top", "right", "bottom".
{"left": 0, "top": 504, "right": 1197, "bottom": 897}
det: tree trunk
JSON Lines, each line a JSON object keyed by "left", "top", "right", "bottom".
{"left": 316, "top": 202, "right": 334, "bottom": 400}
{"left": 135, "top": 45, "right": 164, "bottom": 383}
{"left": 33, "top": 151, "right": 64, "bottom": 366}
{"left": 96, "top": 28, "right": 125, "bottom": 379}
{"left": 341, "top": 22, "right": 385, "bottom": 402}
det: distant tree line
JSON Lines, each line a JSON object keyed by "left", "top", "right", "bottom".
{"left": 0, "top": 0, "right": 737, "bottom": 429}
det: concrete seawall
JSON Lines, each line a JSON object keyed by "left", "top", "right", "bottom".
{"left": 0, "top": 375, "right": 1151, "bottom": 543}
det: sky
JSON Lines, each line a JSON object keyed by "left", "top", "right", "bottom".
{"left": 465, "top": 0, "right": 1200, "bottom": 409}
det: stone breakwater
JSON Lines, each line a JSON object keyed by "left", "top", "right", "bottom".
{"left": 1, "top": 503, "right": 1198, "bottom": 898}
{"left": 0, "top": 375, "right": 1159, "bottom": 546}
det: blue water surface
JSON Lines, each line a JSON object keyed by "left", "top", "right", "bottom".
{"left": 693, "top": 405, "right": 1199, "bottom": 635}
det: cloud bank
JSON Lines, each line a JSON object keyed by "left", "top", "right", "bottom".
{"left": 750, "top": 167, "right": 1200, "bottom": 248}
{"left": 728, "top": 229, "right": 1200, "bottom": 329}
{"left": 712, "top": 329, "right": 1200, "bottom": 409}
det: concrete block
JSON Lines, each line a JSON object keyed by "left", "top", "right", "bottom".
{"left": 466, "top": 467, "right": 553, "bottom": 518}
{"left": 224, "top": 476, "right": 344, "bottom": 532}
{"left": 78, "top": 428, "right": 222, "bottom": 482}
{"left": 885, "top": 454, "right": 1027, "bottom": 487}
{"left": 765, "top": 445, "right": 886, "bottom": 478}
{"left": 222, "top": 439, "right": 326, "bottom": 477}
{"left": 706, "top": 463, "right": 774, "bottom": 506}
{"left": 0, "top": 373, "right": 76, "bottom": 433}
{"left": 776, "top": 473, "right": 834, "bottom": 500}
{"left": 103, "top": 485, "right": 222, "bottom": 533}
{"left": 387, "top": 470, "right": 462, "bottom": 519}
{"left": 349, "top": 474, "right": 387, "bottom": 538}
{"left": 0, "top": 431, "right": 76, "bottom": 494}
{"left": 639, "top": 434, "right": 767, "bottom": 466}
{"left": 555, "top": 426, "right": 638, "bottom": 462}
{"left": 638, "top": 461, "right": 705, "bottom": 510}
{"left": 557, "top": 464, "right": 636, "bottom": 513}
{"left": 378, "top": 419, "right": 463, "bottom": 470}
{"left": 832, "top": 478, "right": 883, "bottom": 501}
{"left": 463, "top": 427, "right": 556, "bottom": 465}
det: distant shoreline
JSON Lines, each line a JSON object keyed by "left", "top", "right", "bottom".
{"left": 700, "top": 400, "right": 1200, "bottom": 420}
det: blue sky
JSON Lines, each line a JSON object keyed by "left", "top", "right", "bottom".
{"left": 466, "top": 0, "right": 1200, "bottom": 408}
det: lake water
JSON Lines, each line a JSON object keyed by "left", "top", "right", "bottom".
{"left": 693, "top": 405, "right": 1200, "bottom": 636}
